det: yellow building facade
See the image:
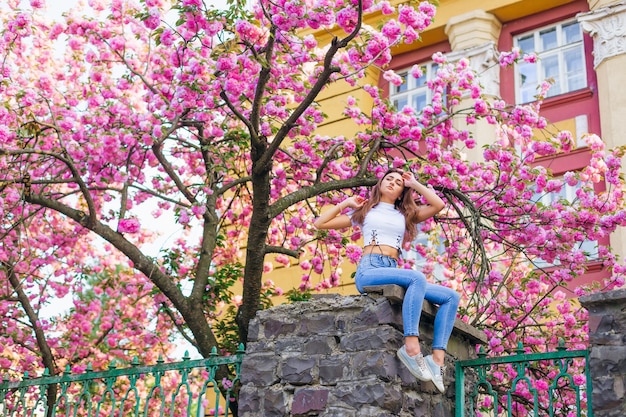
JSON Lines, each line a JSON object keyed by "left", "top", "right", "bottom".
{"left": 264, "top": 0, "right": 626, "bottom": 298}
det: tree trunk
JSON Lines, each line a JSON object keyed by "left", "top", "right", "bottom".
{"left": 237, "top": 164, "right": 272, "bottom": 344}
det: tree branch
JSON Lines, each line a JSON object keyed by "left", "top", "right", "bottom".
{"left": 151, "top": 142, "right": 198, "bottom": 206}
{"left": 161, "top": 302, "right": 199, "bottom": 351}
{"left": 0, "top": 147, "right": 99, "bottom": 228}
{"left": 3, "top": 262, "right": 58, "bottom": 375}
{"left": 24, "top": 193, "right": 189, "bottom": 312}
{"left": 264, "top": 245, "right": 300, "bottom": 258}
{"left": 257, "top": 0, "right": 364, "bottom": 170}
{"left": 268, "top": 175, "right": 378, "bottom": 220}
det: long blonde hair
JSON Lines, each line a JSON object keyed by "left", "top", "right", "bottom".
{"left": 351, "top": 169, "right": 421, "bottom": 245}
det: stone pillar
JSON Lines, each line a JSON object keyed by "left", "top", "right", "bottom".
{"left": 579, "top": 1, "right": 626, "bottom": 262}
{"left": 238, "top": 294, "right": 485, "bottom": 417}
{"left": 444, "top": 10, "right": 502, "bottom": 163}
{"left": 579, "top": 289, "right": 626, "bottom": 417}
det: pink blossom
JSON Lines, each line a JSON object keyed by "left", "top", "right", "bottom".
{"left": 336, "top": 7, "right": 358, "bottom": 33}
{"left": 523, "top": 53, "right": 538, "bottom": 63}
{"left": 432, "top": 51, "right": 446, "bottom": 64}
{"left": 383, "top": 70, "right": 403, "bottom": 87}
{"left": 392, "top": 157, "right": 405, "bottom": 168}
{"left": 410, "top": 64, "right": 423, "bottom": 79}
{"left": 379, "top": 1, "right": 394, "bottom": 15}
{"left": 109, "top": 36, "right": 125, "bottom": 51}
{"left": 381, "top": 20, "right": 401, "bottom": 42}
{"left": 499, "top": 47, "right": 521, "bottom": 67}
{"left": 118, "top": 218, "right": 141, "bottom": 234}
{"left": 144, "top": 8, "right": 161, "bottom": 30}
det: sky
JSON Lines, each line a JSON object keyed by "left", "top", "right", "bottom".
{"left": 42, "top": 0, "right": 79, "bottom": 19}
{"left": 42, "top": 0, "right": 231, "bottom": 18}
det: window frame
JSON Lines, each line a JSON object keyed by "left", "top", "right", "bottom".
{"left": 389, "top": 62, "right": 440, "bottom": 113}
{"left": 513, "top": 19, "right": 588, "bottom": 104}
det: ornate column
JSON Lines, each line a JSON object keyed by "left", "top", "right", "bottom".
{"left": 444, "top": 10, "right": 502, "bottom": 162}
{"left": 579, "top": 1, "right": 626, "bottom": 69}
{"left": 578, "top": 1, "right": 626, "bottom": 261}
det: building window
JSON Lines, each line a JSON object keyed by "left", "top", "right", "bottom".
{"left": 390, "top": 62, "right": 439, "bottom": 112}
{"left": 515, "top": 20, "right": 587, "bottom": 104}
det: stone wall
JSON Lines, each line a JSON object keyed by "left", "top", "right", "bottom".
{"left": 580, "top": 288, "right": 626, "bottom": 417}
{"left": 238, "top": 293, "right": 486, "bottom": 417}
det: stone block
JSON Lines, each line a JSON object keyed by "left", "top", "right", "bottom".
{"left": 319, "top": 355, "right": 349, "bottom": 385}
{"left": 363, "top": 285, "right": 406, "bottom": 303}
{"left": 303, "top": 336, "right": 335, "bottom": 355}
{"left": 240, "top": 353, "right": 279, "bottom": 386}
{"left": 401, "top": 391, "right": 430, "bottom": 414}
{"left": 238, "top": 384, "right": 261, "bottom": 414}
{"left": 331, "top": 381, "right": 386, "bottom": 409}
{"left": 589, "top": 330, "right": 625, "bottom": 346}
{"left": 275, "top": 336, "right": 309, "bottom": 353}
{"left": 353, "top": 297, "right": 403, "bottom": 331}
{"left": 282, "top": 356, "right": 317, "bottom": 385}
{"left": 339, "top": 326, "right": 403, "bottom": 352}
{"left": 580, "top": 289, "right": 626, "bottom": 417}
{"left": 381, "top": 385, "right": 403, "bottom": 413}
{"left": 331, "top": 382, "right": 403, "bottom": 414}
{"left": 580, "top": 288, "right": 626, "bottom": 333}
{"left": 263, "top": 318, "right": 297, "bottom": 339}
{"left": 352, "top": 350, "right": 399, "bottom": 381}
{"left": 247, "top": 319, "right": 260, "bottom": 342}
{"left": 291, "top": 388, "right": 329, "bottom": 416}
{"left": 263, "top": 388, "right": 288, "bottom": 417}
{"left": 431, "top": 398, "right": 453, "bottom": 417}
{"left": 244, "top": 339, "right": 273, "bottom": 354}
{"left": 298, "top": 313, "right": 338, "bottom": 335}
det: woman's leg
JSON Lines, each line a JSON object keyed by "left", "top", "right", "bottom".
{"left": 355, "top": 255, "right": 433, "bottom": 382}
{"left": 424, "top": 282, "right": 460, "bottom": 363}
{"left": 422, "top": 283, "right": 460, "bottom": 393}
{"left": 355, "top": 255, "right": 428, "bottom": 342}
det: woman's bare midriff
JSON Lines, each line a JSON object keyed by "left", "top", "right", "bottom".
{"left": 362, "top": 245, "right": 399, "bottom": 260}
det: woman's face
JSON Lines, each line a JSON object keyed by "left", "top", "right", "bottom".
{"left": 380, "top": 172, "right": 404, "bottom": 202}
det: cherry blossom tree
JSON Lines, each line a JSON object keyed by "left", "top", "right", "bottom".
{"left": 1, "top": 3, "right": 625, "bottom": 414}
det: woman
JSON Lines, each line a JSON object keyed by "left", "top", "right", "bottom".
{"left": 313, "top": 169, "right": 460, "bottom": 393}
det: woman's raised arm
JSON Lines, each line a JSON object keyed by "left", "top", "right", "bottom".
{"left": 313, "top": 196, "right": 366, "bottom": 230}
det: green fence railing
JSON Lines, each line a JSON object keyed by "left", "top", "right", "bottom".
{"left": 455, "top": 340, "right": 592, "bottom": 417}
{"left": 0, "top": 345, "right": 244, "bottom": 417}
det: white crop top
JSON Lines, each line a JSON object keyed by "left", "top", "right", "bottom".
{"left": 351, "top": 202, "right": 405, "bottom": 250}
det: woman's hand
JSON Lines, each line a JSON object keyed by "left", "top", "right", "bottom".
{"left": 402, "top": 172, "right": 421, "bottom": 189}
{"left": 342, "top": 195, "right": 367, "bottom": 209}
{"left": 401, "top": 171, "right": 446, "bottom": 221}
{"left": 313, "top": 195, "right": 366, "bottom": 230}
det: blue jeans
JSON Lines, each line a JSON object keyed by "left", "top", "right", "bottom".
{"left": 355, "top": 254, "right": 460, "bottom": 351}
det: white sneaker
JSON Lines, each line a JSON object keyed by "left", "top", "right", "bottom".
{"left": 425, "top": 354, "right": 446, "bottom": 393}
{"left": 397, "top": 346, "right": 433, "bottom": 382}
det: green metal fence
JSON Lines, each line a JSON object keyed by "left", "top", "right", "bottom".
{"left": 455, "top": 340, "right": 592, "bottom": 417}
{"left": 0, "top": 345, "right": 244, "bottom": 417}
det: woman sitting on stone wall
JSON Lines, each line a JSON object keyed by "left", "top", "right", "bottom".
{"left": 313, "top": 168, "right": 460, "bottom": 393}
